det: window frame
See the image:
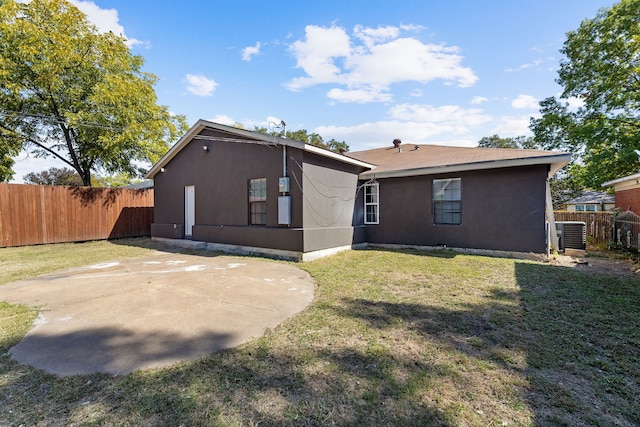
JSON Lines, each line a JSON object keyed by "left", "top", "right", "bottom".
{"left": 248, "top": 178, "right": 267, "bottom": 225}
{"left": 364, "top": 181, "right": 379, "bottom": 224}
{"left": 432, "top": 178, "right": 462, "bottom": 225}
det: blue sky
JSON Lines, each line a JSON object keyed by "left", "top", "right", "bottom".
{"left": 10, "top": 0, "right": 616, "bottom": 181}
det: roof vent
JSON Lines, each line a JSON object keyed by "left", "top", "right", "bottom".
{"left": 393, "top": 138, "right": 402, "bottom": 153}
{"left": 339, "top": 148, "right": 347, "bottom": 155}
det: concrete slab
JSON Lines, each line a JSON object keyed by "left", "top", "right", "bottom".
{"left": 0, "top": 252, "right": 314, "bottom": 376}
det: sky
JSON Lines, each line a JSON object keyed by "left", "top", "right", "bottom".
{"left": 10, "top": 0, "right": 617, "bottom": 182}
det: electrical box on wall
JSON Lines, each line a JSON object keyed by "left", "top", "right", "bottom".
{"left": 278, "top": 196, "right": 291, "bottom": 225}
{"left": 279, "top": 177, "right": 290, "bottom": 193}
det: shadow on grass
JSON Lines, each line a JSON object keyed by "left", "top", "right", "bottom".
{"left": 514, "top": 262, "right": 640, "bottom": 426}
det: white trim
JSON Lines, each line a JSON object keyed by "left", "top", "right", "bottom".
{"left": 364, "top": 181, "right": 379, "bottom": 224}
{"left": 146, "top": 119, "right": 374, "bottom": 178}
{"left": 602, "top": 172, "right": 640, "bottom": 187}
{"left": 359, "top": 154, "right": 571, "bottom": 180}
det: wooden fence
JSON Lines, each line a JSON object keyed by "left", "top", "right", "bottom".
{"left": 554, "top": 210, "right": 640, "bottom": 250}
{"left": 0, "top": 183, "right": 154, "bottom": 248}
{"left": 554, "top": 211, "right": 613, "bottom": 246}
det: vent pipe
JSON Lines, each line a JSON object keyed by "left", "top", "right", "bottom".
{"left": 393, "top": 138, "right": 402, "bottom": 153}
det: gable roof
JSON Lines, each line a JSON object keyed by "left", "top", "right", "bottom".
{"left": 602, "top": 172, "right": 640, "bottom": 187}
{"left": 345, "top": 144, "right": 571, "bottom": 179}
{"left": 566, "top": 190, "right": 614, "bottom": 205}
{"left": 146, "top": 120, "right": 374, "bottom": 179}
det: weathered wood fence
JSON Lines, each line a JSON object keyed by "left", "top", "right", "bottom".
{"left": 554, "top": 210, "right": 640, "bottom": 250}
{"left": 0, "top": 183, "right": 154, "bottom": 248}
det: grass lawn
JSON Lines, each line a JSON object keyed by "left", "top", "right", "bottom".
{"left": 1, "top": 239, "right": 639, "bottom": 426}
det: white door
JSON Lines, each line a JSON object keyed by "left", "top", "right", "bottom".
{"left": 184, "top": 185, "right": 195, "bottom": 236}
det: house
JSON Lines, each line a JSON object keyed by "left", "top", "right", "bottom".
{"left": 146, "top": 120, "right": 571, "bottom": 260}
{"left": 565, "top": 190, "right": 614, "bottom": 212}
{"left": 602, "top": 173, "right": 640, "bottom": 214}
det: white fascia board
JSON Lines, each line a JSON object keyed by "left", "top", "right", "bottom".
{"left": 602, "top": 172, "right": 640, "bottom": 187}
{"left": 359, "top": 154, "right": 571, "bottom": 180}
{"left": 146, "top": 119, "right": 375, "bottom": 178}
{"left": 303, "top": 143, "right": 376, "bottom": 168}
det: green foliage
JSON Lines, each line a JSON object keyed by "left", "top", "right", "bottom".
{"left": 530, "top": 0, "right": 640, "bottom": 188}
{"left": 252, "top": 125, "right": 349, "bottom": 153}
{"left": 23, "top": 166, "right": 83, "bottom": 186}
{"left": 477, "top": 134, "right": 537, "bottom": 149}
{"left": 0, "top": 0, "right": 188, "bottom": 186}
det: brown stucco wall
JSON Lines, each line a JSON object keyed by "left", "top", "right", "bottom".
{"left": 357, "top": 165, "right": 549, "bottom": 253}
{"left": 151, "top": 129, "right": 367, "bottom": 253}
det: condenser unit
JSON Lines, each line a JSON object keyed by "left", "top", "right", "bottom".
{"left": 555, "top": 221, "right": 586, "bottom": 251}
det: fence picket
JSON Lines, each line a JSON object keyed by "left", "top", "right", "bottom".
{"left": 0, "top": 183, "right": 153, "bottom": 248}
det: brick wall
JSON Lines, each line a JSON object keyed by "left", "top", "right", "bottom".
{"left": 615, "top": 188, "right": 640, "bottom": 213}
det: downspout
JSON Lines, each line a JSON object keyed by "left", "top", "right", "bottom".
{"left": 546, "top": 178, "right": 559, "bottom": 255}
{"left": 282, "top": 144, "right": 287, "bottom": 177}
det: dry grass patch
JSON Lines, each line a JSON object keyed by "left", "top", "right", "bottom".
{"left": 1, "top": 243, "right": 639, "bottom": 426}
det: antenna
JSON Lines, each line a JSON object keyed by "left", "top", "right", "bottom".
{"left": 268, "top": 119, "right": 286, "bottom": 136}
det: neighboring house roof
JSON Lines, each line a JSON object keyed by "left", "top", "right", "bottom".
{"left": 566, "top": 190, "right": 614, "bottom": 205}
{"left": 346, "top": 144, "right": 571, "bottom": 179}
{"left": 601, "top": 172, "right": 640, "bottom": 187}
{"left": 125, "top": 179, "right": 154, "bottom": 189}
{"left": 146, "top": 120, "right": 374, "bottom": 179}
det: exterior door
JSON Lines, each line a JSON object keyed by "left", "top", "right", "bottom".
{"left": 184, "top": 185, "right": 195, "bottom": 237}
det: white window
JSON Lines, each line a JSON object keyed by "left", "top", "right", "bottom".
{"left": 433, "top": 178, "right": 462, "bottom": 225}
{"left": 249, "top": 178, "right": 267, "bottom": 225}
{"left": 575, "top": 205, "right": 596, "bottom": 212}
{"left": 364, "top": 182, "right": 379, "bottom": 224}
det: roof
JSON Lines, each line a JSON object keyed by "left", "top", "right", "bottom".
{"left": 124, "top": 179, "right": 154, "bottom": 189}
{"left": 566, "top": 190, "right": 614, "bottom": 205}
{"left": 146, "top": 120, "right": 374, "bottom": 179}
{"left": 602, "top": 172, "right": 640, "bottom": 187}
{"left": 345, "top": 144, "right": 571, "bottom": 179}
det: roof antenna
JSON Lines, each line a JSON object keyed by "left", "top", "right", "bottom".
{"left": 268, "top": 119, "right": 286, "bottom": 137}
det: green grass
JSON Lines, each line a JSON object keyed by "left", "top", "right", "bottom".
{"left": 1, "top": 241, "right": 639, "bottom": 426}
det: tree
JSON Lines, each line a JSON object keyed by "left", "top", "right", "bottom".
{"left": 23, "top": 166, "right": 83, "bottom": 186}
{"left": 477, "top": 134, "right": 537, "bottom": 149}
{"left": 530, "top": 0, "right": 640, "bottom": 188}
{"left": 252, "top": 125, "right": 349, "bottom": 153}
{"left": 0, "top": 0, "right": 187, "bottom": 186}
{"left": 477, "top": 134, "right": 582, "bottom": 208}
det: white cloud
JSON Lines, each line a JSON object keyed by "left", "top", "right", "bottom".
{"left": 505, "top": 58, "right": 543, "bottom": 72}
{"left": 470, "top": 96, "right": 488, "bottom": 105}
{"left": 315, "top": 103, "right": 492, "bottom": 150}
{"left": 209, "top": 114, "right": 235, "bottom": 125}
{"left": 327, "top": 87, "right": 393, "bottom": 103}
{"left": 565, "top": 96, "right": 585, "bottom": 111}
{"left": 490, "top": 116, "right": 533, "bottom": 137}
{"left": 185, "top": 74, "right": 218, "bottom": 96}
{"left": 241, "top": 42, "right": 261, "bottom": 61}
{"left": 390, "top": 103, "right": 491, "bottom": 129}
{"left": 511, "top": 94, "right": 539, "bottom": 109}
{"left": 286, "top": 24, "right": 477, "bottom": 103}
{"left": 68, "top": 0, "right": 146, "bottom": 47}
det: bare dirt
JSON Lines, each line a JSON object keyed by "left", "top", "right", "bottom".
{"left": 550, "top": 250, "right": 640, "bottom": 277}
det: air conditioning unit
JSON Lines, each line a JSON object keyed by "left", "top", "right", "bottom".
{"left": 555, "top": 221, "right": 586, "bottom": 251}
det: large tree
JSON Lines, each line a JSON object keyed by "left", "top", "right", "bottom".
{"left": 23, "top": 166, "right": 83, "bottom": 186}
{"left": 0, "top": 0, "right": 187, "bottom": 186}
{"left": 530, "top": 0, "right": 640, "bottom": 188}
